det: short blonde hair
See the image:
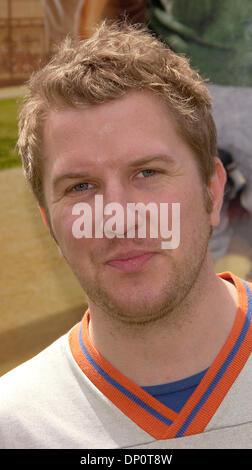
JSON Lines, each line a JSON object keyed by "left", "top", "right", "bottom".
{"left": 17, "top": 19, "right": 216, "bottom": 210}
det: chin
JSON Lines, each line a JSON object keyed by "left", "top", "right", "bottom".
{"left": 100, "top": 289, "right": 175, "bottom": 326}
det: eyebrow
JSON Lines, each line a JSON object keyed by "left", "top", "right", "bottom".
{"left": 53, "top": 171, "right": 93, "bottom": 191}
{"left": 52, "top": 154, "right": 175, "bottom": 190}
{"left": 128, "top": 154, "right": 176, "bottom": 168}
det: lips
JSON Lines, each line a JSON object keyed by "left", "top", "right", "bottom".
{"left": 106, "top": 252, "right": 156, "bottom": 273}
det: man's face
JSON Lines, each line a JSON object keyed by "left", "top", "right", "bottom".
{"left": 42, "top": 91, "right": 220, "bottom": 324}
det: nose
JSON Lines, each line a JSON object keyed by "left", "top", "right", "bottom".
{"left": 104, "top": 181, "right": 132, "bottom": 238}
{"left": 92, "top": 178, "right": 150, "bottom": 238}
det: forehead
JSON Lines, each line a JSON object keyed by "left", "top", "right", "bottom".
{"left": 42, "top": 90, "right": 196, "bottom": 172}
{"left": 44, "top": 90, "right": 169, "bottom": 139}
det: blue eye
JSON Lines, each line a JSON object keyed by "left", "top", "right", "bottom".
{"left": 137, "top": 169, "right": 156, "bottom": 178}
{"left": 72, "top": 183, "right": 91, "bottom": 192}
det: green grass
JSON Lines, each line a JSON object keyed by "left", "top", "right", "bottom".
{"left": 0, "top": 98, "right": 22, "bottom": 170}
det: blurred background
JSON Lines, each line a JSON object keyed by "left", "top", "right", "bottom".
{"left": 0, "top": 0, "right": 251, "bottom": 376}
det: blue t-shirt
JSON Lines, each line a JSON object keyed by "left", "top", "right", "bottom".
{"left": 141, "top": 369, "right": 208, "bottom": 413}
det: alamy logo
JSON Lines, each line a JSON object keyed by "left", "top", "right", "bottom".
{"left": 72, "top": 195, "right": 180, "bottom": 249}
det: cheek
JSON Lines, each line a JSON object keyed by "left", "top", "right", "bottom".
{"left": 52, "top": 203, "right": 104, "bottom": 268}
{"left": 179, "top": 185, "right": 209, "bottom": 233}
{"left": 53, "top": 204, "right": 72, "bottom": 236}
{"left": 52, "top": 204, "right": 86, "bottom": 254}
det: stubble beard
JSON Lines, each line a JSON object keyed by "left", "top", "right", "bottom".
{"left": 77, "top": 221, "right": 212, "bottom": 328}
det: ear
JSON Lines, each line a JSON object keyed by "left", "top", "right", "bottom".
{"left": 39, "top": 206, "right": 65, "bottom": 260}
{"left": 208, "top": 157, "right": 227, "bottom": 227}
{"left": 39, "top": 206, "right": 50, "bottom": 229}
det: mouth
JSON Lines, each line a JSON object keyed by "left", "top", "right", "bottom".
{"left": 106, "top": 252, "right": 156, "bottom": 273}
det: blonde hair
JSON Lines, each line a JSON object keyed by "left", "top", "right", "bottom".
{"left": 18, "top": 19, "right": 216, "bottom": 210}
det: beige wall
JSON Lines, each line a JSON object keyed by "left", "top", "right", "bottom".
{"left": 0, "top": 0, "right": 44, "bottom": 19}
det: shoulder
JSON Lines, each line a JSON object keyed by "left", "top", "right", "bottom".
{"left": 0, "top": 332, "right": 78, "bottom": 448}
{"left": 0, "top": 333, "right": 70, "bottom": 417}
{"left": 206, "top": 353, "right": 252, "bottom": 435}
{"left": 1, "top": 332, "right": 67, "bottom": 382}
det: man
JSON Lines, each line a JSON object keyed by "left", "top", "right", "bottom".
{"left": 0, "top": 20, "right": 251, "bottom": 449}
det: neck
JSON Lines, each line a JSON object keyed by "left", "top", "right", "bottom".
{"left": 88, "top": 257, "right": 238, "bottom": 386}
